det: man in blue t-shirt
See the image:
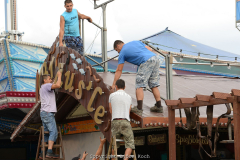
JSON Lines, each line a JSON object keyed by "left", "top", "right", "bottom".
{"left": 111, "top": 40, "right": 163, "bottom": 116}
{"left": 59, "top": 0, "right": 92, "bottom": 55}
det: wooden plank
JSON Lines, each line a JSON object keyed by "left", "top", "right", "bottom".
{"left": 168, "top": 107, "right": 176, "bottom": 160}
{"left": 179, "top": 98, "right": 196, "bottom": 104}
{"left": 232, "top": 89, "right": 240, "bottom": 96}
{"left": 165, "top": 100, "right": 180, "bottom": 106}
{"left": 195, "top": 95, "right": 211, "bottom": 102}
{"left": 213, "top": 92, "right": 231, "bottom": 100}
{"left": 233, "top": 95, "right": 240, "bottom": 160}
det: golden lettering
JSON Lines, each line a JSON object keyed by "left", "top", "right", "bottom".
{"left": 86, "top": 81, "right": 93, "bottom": 91}
{"left": 75, "top": 80, "right": 85, "bottom": 99}
{"left": 49, "top": 56, "right": 55, "bottom": 79}
{"left": 64, "top": 71, "right": 75, "bottom": 91}
{"left": 175, "top": 134, "right": 209, "bottom": 145}
{"left": 87, "top": 87, "right": 102, "bottom": 112}
{"left": 42, "top": 62, "right": 49, "bottom": 75}
{"left": 94, "top": 105, "right": 105, "bottom": 124}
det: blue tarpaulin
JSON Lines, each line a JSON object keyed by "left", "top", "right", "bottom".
{"left": 237, "top": 1, "right": 240, "bottom": 21}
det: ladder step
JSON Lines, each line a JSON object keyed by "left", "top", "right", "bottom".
{"left": 37, "top": 158, "right": 64, "bottom": 160}
{"left": 44, "top": 131, "right": 60, "bottom": 134}
{"left": 40, "top": 144, "right": 62, "bottom": 148}
{"left": 220, "top": 140, "right": 234, "bottom": 143}
{"left": 116, "top": 139, "right": 124, "bottom": 142}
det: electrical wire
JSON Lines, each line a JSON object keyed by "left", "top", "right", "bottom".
{"left": 143, "top": 41, "right": 240, "bottom": 60}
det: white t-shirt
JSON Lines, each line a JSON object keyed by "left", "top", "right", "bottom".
{"left": 109, "top": 90, "right": 132, "bottom": 121}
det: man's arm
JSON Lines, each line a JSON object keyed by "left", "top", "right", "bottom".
{"left": 145, "top": 46, "right": 153, "bottom": 52}
{"left": 77, "top": 11, "right": 92, "bottom": 23}
{"left": 111, "top": 64, "right": 124, "bottom": 90}
{"left": 109, "top": 103, "right": 112, "bottom": 115}
{"left": 51, "top": 71, "right": 62, "bottom": 89}
{"left": 59, "top": 16, "right": 65, "bottom": 47}
{"left": 92, "top": 137, "right": 107, "bottom": 160}
{"left": 129, "top": 104, "right": 132, "bottom": 115}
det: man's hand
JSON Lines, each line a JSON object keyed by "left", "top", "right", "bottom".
{"left": 110, "top": 85, "right": 115, "bottom": 93}
{"left": 87, "top": 17, "right": 92, "bottom": 23}
{"left": 81, "top": 151, "right": 88, "bottom": 160}
{"left": 59, "top": 42, "right": 63, "bottom": 47}
{"left": 100, "top": 137, "right": 106, "bottom": 144}
{"left": 57, "top": 70, "right": 62, "bottom": 76}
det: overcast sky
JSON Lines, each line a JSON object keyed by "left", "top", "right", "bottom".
{"left": 0, "top": 0, "right": 240, "bottom": 55}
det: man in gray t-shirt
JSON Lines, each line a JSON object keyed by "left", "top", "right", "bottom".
{"left": 39, "top": 71, "right": 62, "bottom": 159}
{"left": 109, "top": 79, "right": 135, "bottom": 160}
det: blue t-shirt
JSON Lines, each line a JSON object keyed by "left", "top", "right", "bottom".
{"left": 118, "top": 41, "right": 156, "bottom": 66}
{"left": 62, "top": 9, "right": 80, "bottom": 37}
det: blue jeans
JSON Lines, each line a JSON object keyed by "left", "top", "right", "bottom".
{"left": 40, "top": 111, "right": 58, "bottom": 142}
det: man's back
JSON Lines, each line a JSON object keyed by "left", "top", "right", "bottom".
{"left": 40, "top": 83, "right": 57, "bottom": 113}
{"left": 109, "top": 90, "right": 132, "bottom": 121}
{"left": 118, "top": 41, "right": 156, "bottom": 66}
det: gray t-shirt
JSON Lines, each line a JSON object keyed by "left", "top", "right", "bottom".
{"left": 109, "top": 90, "right": 132, "bottom": 121}
{"left": 40, "top": 83, "right": 57, "bottom": 113}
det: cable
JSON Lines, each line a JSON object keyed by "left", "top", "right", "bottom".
{"left": 143, "top": 41, "right": 240, "bottom": 60}
{"left": 85, "top": 14, "right": 102, "bottom": 53}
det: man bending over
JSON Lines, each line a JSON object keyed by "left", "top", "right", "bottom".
{"left": 112, "top": 40, "right": 163, "bottom": 116}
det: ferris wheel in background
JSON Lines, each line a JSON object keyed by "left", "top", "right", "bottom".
{"left": 237, "top": 0, "right": 240, "bottom": 31}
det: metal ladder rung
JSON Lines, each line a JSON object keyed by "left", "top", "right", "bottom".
{"left": 116, "top": 139, "right": 124, "bottom": 142}
{"left": 40, "top": 144, "right": 62, "bottom": 148}
{"left": 220, "top": 140, "right": 234, "bottom": 143}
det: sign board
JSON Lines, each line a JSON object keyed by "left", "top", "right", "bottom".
{"left": 176, "top": 134, "right": 209, "bottom": 145}
{"left": 120, "top": 136, "right": 145, "bottom": 146}
{"left": 147, "top": 134, "right": 167, "bottom": 145}
{"left": 61, "top": 120, "right": 100, "bottom": 135}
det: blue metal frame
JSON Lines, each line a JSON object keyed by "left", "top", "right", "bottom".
{"left": 3, "top": 40, "right": 13, "bottom": 90}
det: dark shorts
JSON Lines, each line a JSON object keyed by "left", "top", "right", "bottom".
{"left": 64, "top": 36, "right": 84, "bottom": 55}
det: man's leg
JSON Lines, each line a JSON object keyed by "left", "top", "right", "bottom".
{"left": 120, "top": 120, "right": 135, "bottom": 160}
{"left": 148, "top": 56, "right": 163, "bottom": 112}
{"left": 92, "top": 137, "right": 106, "bottom": 160}
{"left": 45, "top": 113, "right": 59, "bottom": 158}
{"left": 136, "top": 88, "right": 144, "bottom": 110}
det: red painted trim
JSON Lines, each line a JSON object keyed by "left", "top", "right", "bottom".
{"left": 0, "top": 94, "right": 6, "bottom": 99}
{"left": 0, "top": 104, "right": 8, "bottom": 110}
{"left": 8, "top": 103, "right": 35, "bottom": 108}
{"left": 6, "top": 91, "right": 36, "bottom": 97}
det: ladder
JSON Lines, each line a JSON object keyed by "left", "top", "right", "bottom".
{"left": 36, "top": 126, "right": 65, "bottom": 160}
{"left": 107, "top": 136, "right": 137, "bottom": 160}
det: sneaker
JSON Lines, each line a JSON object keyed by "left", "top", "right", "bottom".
{"left": 150, "top": 105, "right": 163, "bottom": 113}
{"left": 131, "top": 106, "right": 143, "bottom": 116}
{"left": 46, "top": 152, "right": 60, "bottom": 159}
{"left": 39, "top": 152, "right": 44, "bottom": 159}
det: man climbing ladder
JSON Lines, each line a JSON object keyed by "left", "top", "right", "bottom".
{"left": 109, "top": 79, "right": 135, "bottom": 160}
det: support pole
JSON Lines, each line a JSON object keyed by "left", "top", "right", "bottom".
{"left": 166, "top": 53, "right": 173, "bottom": 100}
{"left": 168, "top": 107, "right": 176, "bottom": 160}
{"left": 102, "top": 5, "right": 108, "bottom": 72}
{"left": 233, "top": 95, "right": 240, "bottom": 159}
{"left": 82, "top": 19, "right": 85, "bottom": 56}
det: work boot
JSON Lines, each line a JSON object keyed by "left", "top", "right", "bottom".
{"left": 46, "top": 152, "right": 60, "bottom": 159}
{"left": 131, "top": 106, "right": 143, "bottom": 116}
{"left": 150, "top": 104, "right": 163, "bottom": 113}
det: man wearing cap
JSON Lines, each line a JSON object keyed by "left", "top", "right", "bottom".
{"left": 39, "top": 71, "right": 62, "bottom": 159}
{"left": 59, "top": 0, "right": 92, "bottom": 55}
{"left": 112, "top": 40, "right": 163, "bottom": 116}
